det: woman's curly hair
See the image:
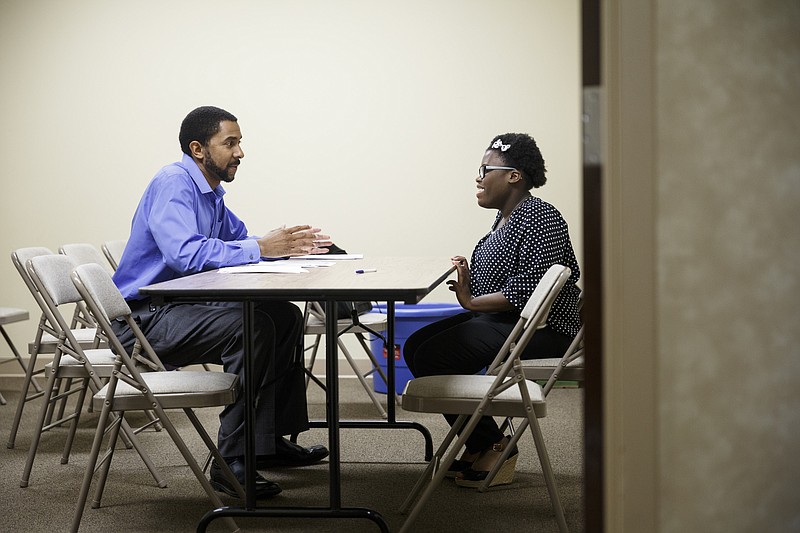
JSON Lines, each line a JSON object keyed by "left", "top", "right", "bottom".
{"left": 486, "top": 133, "right": 547, "bottom": 189}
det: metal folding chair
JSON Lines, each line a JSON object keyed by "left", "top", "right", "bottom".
{"left": 7, "top": 247, "right": 104, "bottom": 450}
{"left": 398, "top": 264, "right": 573, "bottom": 533}
{"left": 22, "top": 254, "right": 165, "bottom": 489}
{"left": 70, "top": 262, "right": 242, "bottom": 533}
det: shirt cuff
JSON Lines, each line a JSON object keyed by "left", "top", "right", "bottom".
{"left": 242, "top": 238, "right": 262, "bottom": 263}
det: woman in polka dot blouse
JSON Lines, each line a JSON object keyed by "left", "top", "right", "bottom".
{"left": 404, "top": 132, "right": 581, "bottom": 488}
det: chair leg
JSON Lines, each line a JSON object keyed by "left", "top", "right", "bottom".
{"left": 60, "top": 378, "right": 90, "bottom": 464}
{"left": 398, "top": 415, "right": 465, "bottom": 513}
{"left": 7, "top": 327, "right": 47, "bottom": 449}
{"left": 72, "top": 397, "right": 116, "bottom": 533}
{"left": 117, "top": 415, "right": 168, "bottom": 488}
{"left": 42, "top": 375, "right": 64, "bottom": 427}
{"left": 0, "top": 325, "right": 43, "bottom": 394}
{"left": 91, "top": 413, "right": 125, "bottom": 509}
{"left": 168, "top": 407, "right": 240, "bottom": 531}
{"left": 399, "top": 414, "right": 484, "bottom": 533}
{"left": 184, "top": 408, "right": 245, "bottom": 499}
{"left": 337, "top": 338, "right": 387, "bottom": 418}
{"left": 52, "top": 377, "right": 74, "bottom": 422}
{"left": 89, "top": 411, "right": 168, "bottom": 513}
{"left": 19, "top": 360, "right": 60, "bottom": 488}
{"left": 71, "top": 393, "right": 233, "bottom": 531}
{"left": 0, "top": 323, "right": 42, "bottom": 405}
{"left": 303, "top": 334, "right": 322, "bottom": 388}
{"left": 354, "top": 333, "right": 401, "bottom": 407}
{"left": 527, "top": 412, "right": 568, "bottom": 533}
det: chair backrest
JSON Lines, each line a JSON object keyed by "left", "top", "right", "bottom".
{"left": 485, "top": 264, "right": 572, "bottom": 375}
{"left": 11, "top": 247, "right": 79, "bottom": 333}
{"left": 71, "top": 263, "right": 165, "bottom": 372}
{"left": 60, "top": 243, "right": 112, "bottom": 272}
{"left": 28, "top": 255, "right": 82, "bottom": 308}
{"left": 11, "top": 247, "right": 55, "bottom": 309}
{"left": 27, "top": 254, "right": 105, "bottom": 382}
{"left": 101, "top": 239, "right": 127, "bottom": 271}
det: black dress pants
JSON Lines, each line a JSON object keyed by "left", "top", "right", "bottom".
{"left": 404, "top": 311, "right": 571, "bottom": 454}
{"left": 112, "top": 299, "right": 308, "bottom": 459}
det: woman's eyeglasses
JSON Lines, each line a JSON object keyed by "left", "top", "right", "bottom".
{"left": 478, "top": 165, "right": 517, "bottom": 180}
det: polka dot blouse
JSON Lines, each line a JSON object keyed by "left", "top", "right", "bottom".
{"left": 470, "top": 196, "right": 582, "bottom": 337}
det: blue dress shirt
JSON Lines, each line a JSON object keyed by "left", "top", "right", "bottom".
{"left": 113, "top": 153, "right": 261, "bottom": 300}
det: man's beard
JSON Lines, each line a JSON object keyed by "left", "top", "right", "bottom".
{"left": 205, "top": 152, "right": 237, "bottom": 183}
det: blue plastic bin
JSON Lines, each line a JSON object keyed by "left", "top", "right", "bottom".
{"left": 370, "top": 302, "right": 464, "bottom": 395}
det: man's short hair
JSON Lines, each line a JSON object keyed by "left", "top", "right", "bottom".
{"left": 179, "top": 106, "right": 238, "bottom": 155}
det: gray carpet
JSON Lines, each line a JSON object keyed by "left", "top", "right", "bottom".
{"left": 0, "top": 377, "right": 584, "bottom": 533}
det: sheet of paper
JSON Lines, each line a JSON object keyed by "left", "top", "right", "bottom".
{"left": 219, "top": 263, "right": 308, "bottom": 274}
{"left": 285, "top": 260, "right": 336, "bottom": 268}
{"left": 292, "top": 253, "right": 364, "bottom": 260}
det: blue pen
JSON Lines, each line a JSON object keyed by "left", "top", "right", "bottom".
{"left": 355, "top": 268, "right": 377, "bottom": 274}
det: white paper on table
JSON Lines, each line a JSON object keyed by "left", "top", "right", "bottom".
{"left": 292, "top": 253, "right": 364, "bottom": 260}
{"left": 219, "top": 263, "right": 309, "bottom": 274}
{"left": 285, "top": 260, "right": 336, "bottom": 268}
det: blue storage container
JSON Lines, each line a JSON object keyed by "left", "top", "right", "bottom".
{"left": 370, "top": 302, "right": 464, "bottom": 395}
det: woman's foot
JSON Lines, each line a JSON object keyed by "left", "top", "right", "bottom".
{"left": 446, "top": 449, "right": 481, "bottom": 478}
{"left": 455, "top": 436, "right": 519, "bottom": 488}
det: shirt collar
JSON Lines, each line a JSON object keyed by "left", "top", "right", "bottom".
{"left": 179, "top": 153, "right": 226, "bottom": 197}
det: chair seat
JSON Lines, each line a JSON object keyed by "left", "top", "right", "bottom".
{"left": 402, "top": 375, "right": 546, "bottom": 418}
{"left": 45, "top": 349, "right": 118, "bottom": 378}
{"left": 30, "top": 327, "right": 103, "bottom": 354}
{"left": 92, "top": 370, "right": 238, "bottom": 411}
{"left": 0, "top": 307, "right": 29, "bottom": 325}
{"left": 304, "top": 312, "right": 387, "bottom": 335}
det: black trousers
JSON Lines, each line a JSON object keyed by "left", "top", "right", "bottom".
{"left": 112, "top": 299, "right": 308, "bottom": 459}
{"left": 404, "top": 311, "right": 572, "bottom": 454}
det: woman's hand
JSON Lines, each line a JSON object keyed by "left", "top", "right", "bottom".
{"left": 258, "top": 225, "right": 333, "bottom": 258}
{"left": 447, "top": 255, "right": 473, "bottom": 309}
{"left": 448, "top": 255, "right": 515, "bottom": 313}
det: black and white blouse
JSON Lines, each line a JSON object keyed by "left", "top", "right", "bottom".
{"left": 470, "top": 196, "right": 582, "bottom": 337}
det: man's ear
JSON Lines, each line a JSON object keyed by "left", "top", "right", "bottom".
{"left": 189, "top": 140, "right": 205, "bottom": 161}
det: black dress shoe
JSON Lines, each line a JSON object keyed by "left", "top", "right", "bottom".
{"left": 210, "top": 457, "right": 282, "bottom": 499}
{"left": 256, "top": 437, "right": 329, "bottom": 469}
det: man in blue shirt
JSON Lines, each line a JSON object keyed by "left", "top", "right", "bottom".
{"left": 112, "top": 106, "right": 331, "bottom": 499}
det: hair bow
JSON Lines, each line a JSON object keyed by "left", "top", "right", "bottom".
{"left": 492, "top": 139, "right": 511, "bottom": 152}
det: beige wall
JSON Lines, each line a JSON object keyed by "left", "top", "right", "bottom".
{"left": 656, "top": 1, "right": 800, "bottom": 531}
{"left": 0, "top": 1, "right": 581, "bottom": 375}
{"left": 606, "top": 0, "right": 800, "bottom": 531}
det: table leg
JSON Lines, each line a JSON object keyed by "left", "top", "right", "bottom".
{"left": 243, "top": 300, "right": 257, "bottom": 510}
{"left": 324, "top": 300, "right": 342, "bottom": 509}
{"left": 197, "top": 299, "right": 389, "bottom": 532}
{"left": 383, "top": 302, "right": 434, "bottom": 460}
{"left": 386, "top": 301, "right": 396, "bottom": 421}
